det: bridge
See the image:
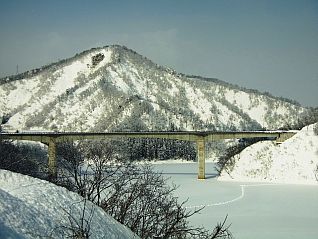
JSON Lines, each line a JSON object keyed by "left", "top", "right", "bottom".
{"left": 0, "top": 130, "right": 297, "bottom": 179}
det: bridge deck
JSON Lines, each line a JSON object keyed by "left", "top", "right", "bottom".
{"left": 0, "top": 130, "right": 293, "bottom": 142}
{"left": 0, "top": 130, "right": 298, "bottom": 179}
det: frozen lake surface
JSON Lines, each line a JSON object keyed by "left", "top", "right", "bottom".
{"left": 153, "top": 162, "right": 318, "bottom": 239}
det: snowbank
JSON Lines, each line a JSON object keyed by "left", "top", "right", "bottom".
{"left": 219, "top": 123, "right": 318, "bottom": 184}
{"left": 0, "top": 170, "right": 138, "bottom": 239}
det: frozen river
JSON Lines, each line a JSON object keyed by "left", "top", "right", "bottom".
{"left": 153, "top": 162, "right": 318, "bottom": 239}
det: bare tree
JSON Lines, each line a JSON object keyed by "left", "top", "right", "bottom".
{"left": 0, "top": 139, "right": 41, "bottom": 176}
{"left": 56, "top": 140, "right": 232, "bottom": 239}
{"left": 52, "top": 199, "right": 94, "bottom": 239}
{"left": 100, "top": 164, "right": 205, "bottom": 238}
{"left": 208, "top": 215, "right": 233, "bottom": 239}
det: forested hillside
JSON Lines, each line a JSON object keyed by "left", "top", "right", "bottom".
{"left": 0, "top": 45, "right": 305, "bottom": 133}
{"left": 0, "top": 45, "right": 310, "bottom": 161}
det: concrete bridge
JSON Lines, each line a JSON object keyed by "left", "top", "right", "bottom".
{"left": 0, "top": 130, "right": 297, "bottom": 179}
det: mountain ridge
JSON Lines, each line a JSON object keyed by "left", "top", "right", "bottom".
{"left": 1, "top": 45, "right": 301, "bottom": 108}
{"left": 0, "top": 45, "right": 306, "bottom": 133}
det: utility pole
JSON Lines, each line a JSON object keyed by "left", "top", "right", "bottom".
{"left": 16, "top": 64, "right": 19, "bottom": 74}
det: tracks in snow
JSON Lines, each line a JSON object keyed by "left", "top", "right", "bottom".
{"left": 185, "top": 183, "right": 281, "bottom": 209}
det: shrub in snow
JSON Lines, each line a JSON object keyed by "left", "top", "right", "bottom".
{"left": 314, "top": 123, "right": 318, "bottom": 136}
{"left": 0, "top": 140, "right": 42, "bottom": 177}
{"left": 56, "top": 141, "right": 232, "bottom": 239}
{"left": 58, "top": 199, "right": 93, "bottom": 239}
{"left": 92, "top": 53, "right": 104, "bottom": 67}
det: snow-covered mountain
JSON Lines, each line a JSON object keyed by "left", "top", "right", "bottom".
{"left": 218, "top": 123, "right": 318, "bottom": 184}
{"left": 0, "top": 169, "right": 138, "bottom": 238}
{"left": 0, "top": 45, "right": 305, "bottom": 132}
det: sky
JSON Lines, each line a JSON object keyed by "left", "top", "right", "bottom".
{"left": 0, "top": 0, "right": 317, "bottom": 107}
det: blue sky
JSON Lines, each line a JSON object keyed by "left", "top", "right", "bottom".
{"left": 0, "top": 0, "right": 317, "bottom": 106}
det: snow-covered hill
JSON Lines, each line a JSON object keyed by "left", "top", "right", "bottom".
{"left": 0, "top": 169, "right": 138, "bottom": 239}
{"left": 0, "top": 45, "right": 305, "bottom": 132}
{"left": 218, "top": 123, "right": 318, "bottom": 184}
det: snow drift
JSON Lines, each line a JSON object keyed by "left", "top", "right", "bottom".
{"left": 219, "top": 123, "right": 318, "bottom": 184}
{"left": 0, "top": 169, "right": 138, "bottom": 239}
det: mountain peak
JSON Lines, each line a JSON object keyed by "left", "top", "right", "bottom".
{"left": 0, "top": 45, "right": 305, "bottom": 133}
{"left": 0, "top": 45, "right": 163, "bottom": 85}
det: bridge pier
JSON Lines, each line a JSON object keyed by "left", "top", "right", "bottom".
{"left": 48, "top": 138, "right": 57, "bottom": 179}
{"left": 1, "top": 130, "right": 298, "bottom": 181}
{"left": 276, "top": 132, "right": 295, "bottom": 144}
{"left": 197, "top": 138, "right": 206, "bottom": 179}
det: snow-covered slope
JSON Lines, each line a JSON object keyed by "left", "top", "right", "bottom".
{"left": 0, "top": 45, "right": 305, "bottom": 132}
{"left": 219, "top": 123, "right": 318, "bottom": 184}
{"left": 0, "top": 169, "right": 138, "bottom": 239}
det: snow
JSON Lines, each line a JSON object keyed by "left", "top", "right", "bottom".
{"left": 0, "top": 170, "right": 138, "bottom": 239}
{"left": 148, "top": 125, "right": 318, "bottom": 238}
{"left": 48, "top": 48, "right": 111, "bottom": 96}
{"left": 109, "top": 69, "right": 130, "bottom": 93}
{"left": 218, "top": 123, "right": 318, "bottom": 184}
{"left": 223, "top": 88, "right": 302, "bottom": 129}
{"left": 185, "top": 87, "right": 213, "bottom": 122}
{"left": 152, "top": 162, "right": 318, "bottom": 239}
{"left": 93, "top": 49, "right": 112, "bottom": 70}
{"left": 224, "top": 89, "right": 268, "bottom": 126}
{"left": 1, "top": 46, "right": 305, "bottom": 133}
{"left": 166, "top": 77, "right": 180, "bottom": 96}
{"left": 213, "top": 100, "right": 236, "bottom": 123}
{"left": 2, "top": 48, "right": 113, "bottom": 130}
{"left": 1, "top": 124, "right": 317, "bottom": 239}
{"left": 120, "top": 63, "right": 145, "bottom": 95}
{"left": 6, "top": 76, "right": 41, "bottom": 110}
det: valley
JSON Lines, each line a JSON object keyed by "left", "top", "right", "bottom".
{"left": 0, "top": 45, "right": 317, "bottom": 239}
{"left": 1, "top": 1, "right": 317, "bottom": 238}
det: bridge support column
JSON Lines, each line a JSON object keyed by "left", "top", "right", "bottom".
{"left": 276, "top": 132, "right": 294, "bottom": 144}
{"left": 197, "top": 138, "right": 206, "bottom": 179}
{"left": 48, "top": 138, "right": 57, "bottom": 180}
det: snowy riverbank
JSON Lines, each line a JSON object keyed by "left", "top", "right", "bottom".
{"left": 218, "top": 123, "right": 318, "bottom": 184}
{"left": 153, "top": 162, "right": 318, "bottom": 239}
{"left": 0, "top": 170, "right": 138, "bottom": 239}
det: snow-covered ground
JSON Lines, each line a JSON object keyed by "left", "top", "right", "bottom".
{"left": 151, "top": 125, "right": 318, "bottom": 238}
{"left": 153, "top": 162, "right": 318, "bottom": 239}
{"left": 219, "top": 123, "right": 318, "bottom": 184}
{"left": 1, "top": 122, "right": 317, "bottom": 238}
{"left": 0, "top": 170, "right": 138, "bottom": 239}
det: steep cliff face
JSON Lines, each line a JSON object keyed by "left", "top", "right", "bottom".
{"left": 0, "top": 45, "right": 305, "bottom": 132}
